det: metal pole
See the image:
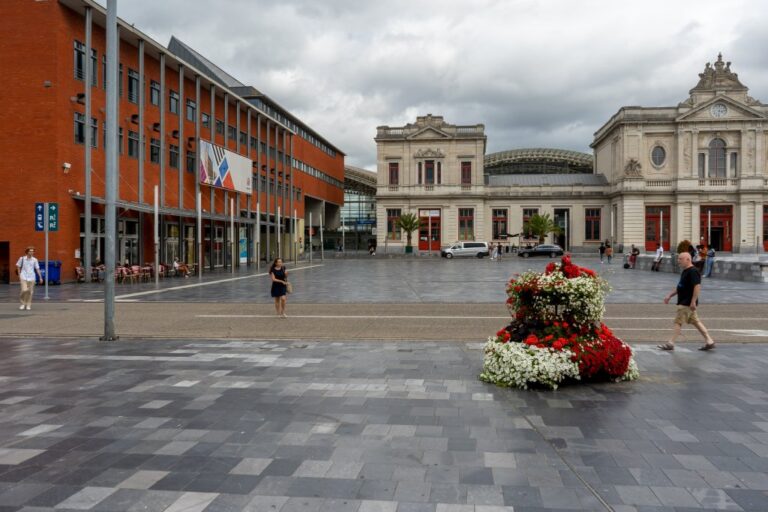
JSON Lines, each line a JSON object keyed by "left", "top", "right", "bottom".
{"left": 293, "top": 208, "right": 298, "bottom": 264}
{"left": 428, "top": 215, "right": 432, "bottom": 256}
{"left": 230, "top": 197, "right": 235, "bottom": 274}
{"left": 102, "top": 0, "right": 118, "bottom": 341}
{"left": 44, "top": 203, "right": 49, "bottom": 300}
{"left": 84, "top": 7, "right": 92, "bottom": 277}
{"left": 565, "top": 210, "right": 569, "bottom": 252}
{"left": 197, "top": 191, "right": 202, "bottom": 280}
{"left": 277, "top": 206, "right": 282, "bottom": 259}
{"left": 256, "top": 200, "right": 260, "bottom": 271}
{"left": 342, "top": 213, "right": 345, "bottom": 254}
{"left": 708, "top": 210, "right": 712, "bottom": 247}
{"left": 289, "top": 135, "right": 294, "bottom": 262}
{"left": 309, "top": 211, "right": 313, "bottom": 264}
{"left": 320, "top": 213, "right": 324, "bottom": 260}
{"left": 154, "top": 185, "right": 159, "bottom": 285}
{"left": 660, "top": 210, "right": 664, "bottom": 250}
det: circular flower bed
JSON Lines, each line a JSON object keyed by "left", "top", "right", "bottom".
{"left": 480, "top": 255, "right": 639, "bottom": 390}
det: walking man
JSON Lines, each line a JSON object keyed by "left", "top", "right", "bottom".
{"left": 599, "top": 242, "right": 606, "bottom": 263}
{"left": 657, "top": 251, "right": 715, "bottom": 351}
{"left": 16, "top": 246, "right": 43, "bottom": 311}
{"left": 651, "top": 243, "right": 663, "bottom": 271}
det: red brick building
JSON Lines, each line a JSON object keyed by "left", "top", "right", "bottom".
{"left": 0, "top": 0, "right": 344, "bottom": 282}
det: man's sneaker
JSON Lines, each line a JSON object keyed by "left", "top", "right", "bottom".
{"left": 19, "top": 305, "right": 25, "bottom": 310}
{"left": 25, "top": 305, "right": 31, "bottom": 311}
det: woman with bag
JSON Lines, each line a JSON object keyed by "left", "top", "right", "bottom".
{"left": 269, "top": 257, "right": 289, "bottom": 318}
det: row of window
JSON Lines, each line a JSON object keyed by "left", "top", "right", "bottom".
{"left": 387, "top": 161, "right": 473, "bottom": 185}
{"left": 385, "top": 207, "right": 603, "bottom": 242}
{"left": 651, "top": 139, "right": 739, "bottom": 178}
{"left": 76, "top": 40, "right": 337, "bottom": 159}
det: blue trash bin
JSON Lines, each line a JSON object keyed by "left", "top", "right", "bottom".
{"left": 40, "top": 260, "right": 62, "bottom": 285}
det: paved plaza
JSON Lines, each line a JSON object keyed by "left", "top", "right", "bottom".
{"left": 0, "top": 258, "right": 768, "bottom": 511}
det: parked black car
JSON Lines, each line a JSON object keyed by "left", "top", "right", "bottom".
{"left": 517, "top": 243, "right": 564, "bottom": 258}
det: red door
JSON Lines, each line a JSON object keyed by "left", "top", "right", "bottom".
{"left": 700, "top": 205, "right": 732, "bottom": 251}
{"left": 418, "top": 209, "right": 441, "bottom": 251}
{"left": 645, "top": 206, "right": 671, "bottom": 251}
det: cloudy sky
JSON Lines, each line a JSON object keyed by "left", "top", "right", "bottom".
{"left": 115, "top": 0, "right": 768, "bottom": 170}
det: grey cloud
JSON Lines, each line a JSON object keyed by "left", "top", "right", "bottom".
{"left": 114, "top": 0, "right": 768, "bottom": 170}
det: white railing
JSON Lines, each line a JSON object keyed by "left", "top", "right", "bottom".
{"left": 646, "top": 180, "right": 672, "bottom": 187}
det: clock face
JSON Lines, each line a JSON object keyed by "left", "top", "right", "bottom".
{"left": 710, "top": 103, "right": 728, "bottom": 118}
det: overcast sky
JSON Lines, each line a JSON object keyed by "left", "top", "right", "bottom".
{"left": 115, "top": 0, "right": 768, "bottom": 170}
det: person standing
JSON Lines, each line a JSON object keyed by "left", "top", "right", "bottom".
{"left": 16, "top": 247, "right": 43, "bottom": 311}
{"left": 269, "top": 257, "right": 289, "bottom": 318}
{"left": 605, "top": 243, "right": 613, "bottom": 264}
{"left": 599, "top": 242, "right": 606, "bottom": 263}
{"left": 490, "top": 243, "right": 498, "bottom": 261}
{"left": 704, "top": 246, "right": 716, "bottom": 277}
{"left": 651, "top": 243, "right": 663, "bottom": 271}
{"left": 629, "top": 244, "right": 640, "bottom": 269}
{"left": 496, "top": 243, "right": 503, "bottom": 261}
{"left": 657, "top": 252, "right": 715, "bottom": 351}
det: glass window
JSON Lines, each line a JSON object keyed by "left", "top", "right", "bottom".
{"left": 425, "top": 160, "right": 435, "bottom": 184}
{"left": 89, "top": 49, "right": 97, "bottom": 86}
{"left": 651, "top": 146, "right": 666, "bottom": 166}
{"left": 437, "top": 161, "right": 442, "bottom": 184}
{"left": 128, "top": 130, "right": 139, "bottom": 158}
{"left": 492, "top": 209, "right": 508, "bottom": 240}
{"left": 74, "top": 41, "right": 85, "bottom": 80}
{"left": 730, "top": 152, "right": 738, "bottom": 177}
{"left": 227, "top": 125, "right": 236, "bottom": 140}
{"left": 74, "top": 112, "right": 85, "bottom": 144}
{"left": 150, "top": 80, "right": 160, "bottom": 106}
{"left": 150, "top": 138, "right": 160, "bottom": 164}
{"left": 127, "top": 69, "right": 139, "bottom": 103}
{"left": 708, "top": 138, "right": 726, "bottom": 178}
{"left": 585, "top": 208, "right": 601, "bottom": 241}
{"left": 417, "top": 162, "right": 422, "bottom": 184}
{"left": 119, "top": 64, "right": 123, "bottom": 97}
{"left": 186, "top": 151, "right": 195, "bottom": 173}
{"left": 386, "top": 208, "right": 401, "bottom": 240}
{"left": 89, "top": 118, "right": 97, "bottom": 148}
{"left": 215, "top": 119, "right": 224, "bottom": 135}
{"left": 458, "top": 208, "right": 474, "bottom": 241}
{"left": 522, "top": 208, "right": 538, "bottom": 236}
{"left": 239, "top": 131, "right": 247, "bottom": 146}
{"left": 186, "top": 99, "right": 196, "bottom": 122}
{"left": 388, "top": 162, "right": 399, "bottom": 185}
{"left": 169, "top": 90, "right": 179, "bottom": 114}
{"left": 461, "top": 161, "right": 472, "bottom": 184}
{"left": 201, "top": 113, "right": 210, "bottom": 128}
{"left": 169, "top": 144, "right": 179, "bottom": 169}
{"left": 698, "top": 153, "right": 706, "bottom": 178}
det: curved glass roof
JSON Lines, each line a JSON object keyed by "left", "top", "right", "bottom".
{"left": 484, "top": 148, "right": 593, "bottom": 168}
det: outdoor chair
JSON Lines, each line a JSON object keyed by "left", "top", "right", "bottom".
{"left": 75, "top": 266, "right": 86, "bottom": 283}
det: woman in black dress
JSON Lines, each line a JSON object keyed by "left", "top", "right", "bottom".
{"left": 269, "top": 258, "right": 288, "bottom": 317}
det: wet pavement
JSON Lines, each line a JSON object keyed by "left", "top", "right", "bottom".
{"left": 2, "top": 257, "right": 767, "bottom": 305}
{"left": 0, "top": 338, "right": 767, "bottom": 511}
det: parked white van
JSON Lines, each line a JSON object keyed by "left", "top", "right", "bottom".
{"left": 440, "top": 241, "right": 490, "bottom": 259}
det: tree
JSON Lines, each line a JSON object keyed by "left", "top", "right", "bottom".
{"left": 395, "top": 212, "right": 421, "bottom": 250}
{"left": 524, "top": 213, "right": 562, "bottom": 244}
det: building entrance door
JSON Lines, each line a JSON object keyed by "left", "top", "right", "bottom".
{"left": 700, "top": 205, "right": 732, "bottom": 251}
{"left": 645, "top": 206, "right": 671, "bottom": 251}
{"left": 214, "top": 225, "right": 224, "bottom": 267}
{"left": 0, "top": 242, "right": 9, "bottom": 284}
{"left": 418, "top": 209, "right": 441, "bottom": 251}
{"left": 554, "top": 209, "right": 570, "bottom": 250}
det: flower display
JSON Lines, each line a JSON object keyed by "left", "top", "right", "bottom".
{"left": 481, "top": 255, "right": 639, "bottom": 389}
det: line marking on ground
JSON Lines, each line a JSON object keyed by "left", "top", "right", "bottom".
{"left": 102, "top": 264, "right": 324, "bottom": 300}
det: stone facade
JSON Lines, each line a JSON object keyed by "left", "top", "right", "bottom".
{"left": 376, "top": 56, "right": 768, "bottom": 255}
{"left": 592, "top": 53, "right": 768, "bottom": 253}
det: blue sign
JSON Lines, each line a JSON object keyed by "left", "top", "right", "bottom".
{"left": 35, "top": 203, "right": 45, "bottom": 231}
{"left": 47, "top": 203, "right": 59, "bottom": 232}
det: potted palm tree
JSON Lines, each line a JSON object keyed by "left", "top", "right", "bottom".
{"left": 395, "top": 212, "right": 421, "bottom": 254}
{"left": 524, "top": 213, "right": 562, "bottom": 244}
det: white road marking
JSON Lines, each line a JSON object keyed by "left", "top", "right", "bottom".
{"left": 104, "top": 264, "right": 323, "bottom": 300}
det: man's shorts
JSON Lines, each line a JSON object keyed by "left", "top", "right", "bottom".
{"left": 674, "top": 305, "right": 700, "bottom": 325}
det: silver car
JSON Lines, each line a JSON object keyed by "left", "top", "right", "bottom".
{"left": 441, "top": 241, "right": 490, "bottom": 259}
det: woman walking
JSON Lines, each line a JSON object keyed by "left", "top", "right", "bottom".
{"left": 269, "top": 257, "right": 289, "bottom": 318}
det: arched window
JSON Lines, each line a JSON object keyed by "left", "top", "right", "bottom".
{"left": 708, "top": 138, "right": 726, "bottom": 178}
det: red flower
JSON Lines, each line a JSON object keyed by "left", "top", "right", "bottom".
{"left": 552, "top": 340, "right": 564, "bottom": 350}
{"left": 524, "top": 334, "right": 538, "bottom": 345}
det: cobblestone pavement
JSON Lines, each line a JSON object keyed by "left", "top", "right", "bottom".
{"left": 2, "top": 257, "right": 767, "bottom": 304}
{"left": 0, "top": 338, "right": 767, "bottom": 511}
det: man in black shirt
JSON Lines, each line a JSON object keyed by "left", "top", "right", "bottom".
{"left": 658, "top": 251, "right": 715, "bottom": 351}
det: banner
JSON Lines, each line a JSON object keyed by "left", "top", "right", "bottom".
{"left": 199, "top": 139, "right": 252, "bottom": 195}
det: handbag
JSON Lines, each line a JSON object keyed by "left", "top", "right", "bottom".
{"left": 286, "top": 282, "right": 293, "bottom": 294}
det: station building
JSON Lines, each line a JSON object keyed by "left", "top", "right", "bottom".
{"left": 0, "top": 0, "right": 344, "bottom": 283}
{"left": 376, "top": 56, "right": 768, "bottom": 254}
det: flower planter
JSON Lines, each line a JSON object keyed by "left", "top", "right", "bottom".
{"left": 480, "top": 255, "right": 639, "bottom": 390}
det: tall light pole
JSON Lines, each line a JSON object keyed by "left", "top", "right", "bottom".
{"left": 102, "top": 0, "right": 118, "bottom": 341}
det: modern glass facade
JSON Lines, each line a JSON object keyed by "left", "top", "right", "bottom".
{"left": 340, "top": 189, "right": 376, "bottom": 250}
